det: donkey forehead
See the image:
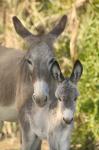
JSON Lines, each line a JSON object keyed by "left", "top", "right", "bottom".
{"left": 56, "top": 79, "right": 79, "bottom": 97}
{"left": 30, "top": 42, "right": 53, "bottom": 61}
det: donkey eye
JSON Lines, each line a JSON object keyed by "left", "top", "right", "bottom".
{"left": 74, "top": 97, "right": 77, "bottom": 101}
{"left": 58, "top": 97, "right": 61, "bottom": 101}
{"left": 26, "top": 59, "right": 34, "bottom": 72}
{"left": 27, "top": 59, "right": 32, "bottom": 65}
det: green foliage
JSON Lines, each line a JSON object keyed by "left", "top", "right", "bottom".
{"left": 71, "top": 2, "right": 99, "bottom": 149}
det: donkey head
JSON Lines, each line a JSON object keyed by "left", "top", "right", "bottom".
{"left": 13, "top": 15, "right": 67, "bottom": 107}
{"left": 50, "top": 60, "right": 83, "bottom": 124}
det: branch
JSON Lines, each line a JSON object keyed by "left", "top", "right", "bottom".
{"left": 75, "top": 0, "right": 89, "bottom": 9}
{"left": 67, "top": 0, "right": 88, "bottom": 63}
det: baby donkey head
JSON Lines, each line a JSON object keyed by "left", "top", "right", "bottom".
{"left": 50, "top": 60, "right": 83, "bottom": 124}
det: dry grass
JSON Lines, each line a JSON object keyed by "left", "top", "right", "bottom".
{"left": 0, "top": 137, "right": 48, "bottom": 150}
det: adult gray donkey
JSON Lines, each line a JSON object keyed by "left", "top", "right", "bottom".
{"left": 0, "top": 15, "right": 67, "bottom": 136}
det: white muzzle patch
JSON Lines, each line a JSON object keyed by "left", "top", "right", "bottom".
{"left": 34, "top": 80, "right": 49, "bottom": 98}
{"left": 63, "top": 109, "right": 74, "bottom": 121}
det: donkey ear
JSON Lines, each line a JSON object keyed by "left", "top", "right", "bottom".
{"left": 70, "top": 60, "right": 83, "bottom": 84}
{"left": 13, "top": 16, "right": 32, "bottom": 38}
{"left": 48, "top": 59, "right": 64, "bottom": 82}
{"left": 49, "top": 15, "right": 67, "bottom": 38}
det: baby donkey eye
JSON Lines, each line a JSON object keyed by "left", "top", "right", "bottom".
{"left": 74, "top": 97, "right": 77, "bottom": 101}
{"left": 58, "top": 97, "right": 62, "bottom": 101}
{"left": 58, "top": 95, "right": 66, "bottom": 101}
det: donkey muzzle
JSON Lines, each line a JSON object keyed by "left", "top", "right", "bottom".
{"left": 33, "top": 80, "right": 49, "bottom": 107}
{"left": 63, "top": 117, "right": 73, "bottom": 124}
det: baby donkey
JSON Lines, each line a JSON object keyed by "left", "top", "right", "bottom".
{"left": 19, "top": 60, "right": 83, "bottom": 150}
{"left": 46, "top": 59, "right": 83, "bottom": 150}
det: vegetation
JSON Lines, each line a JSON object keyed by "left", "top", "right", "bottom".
{"left": 0, "top": 0, "right": 99, "bottom": 150}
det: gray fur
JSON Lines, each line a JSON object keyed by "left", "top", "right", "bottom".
{"left": 0, "top": 15, "right": 67, "bottom": 149}
{"left": 19, "top": 60, "right": 83, "bottom": 150}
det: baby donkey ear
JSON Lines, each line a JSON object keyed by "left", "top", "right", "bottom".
{"left": 48, "top": 58, "right": 64, "bottom": 82}
{"left": 70, "top": 60, "right": 83, "bottom": 84}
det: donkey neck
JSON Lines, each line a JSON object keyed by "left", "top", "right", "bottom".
{"left": 0, "top": 46, "right": 25, "bottom": 106}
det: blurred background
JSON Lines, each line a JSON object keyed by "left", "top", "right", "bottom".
{"left": 0, "top": 0, "right": 99, "bottom": 150}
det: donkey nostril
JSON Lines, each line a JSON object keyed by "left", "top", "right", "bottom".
{"left": 63, "top": 117, "right": 73, "bottom": 124}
